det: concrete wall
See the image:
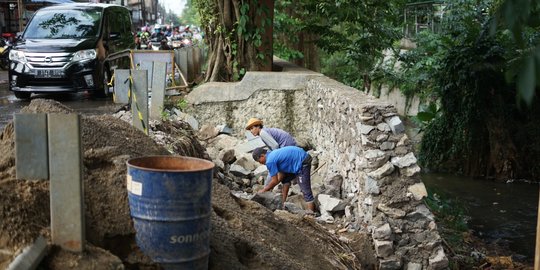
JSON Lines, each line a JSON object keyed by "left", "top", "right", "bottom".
{"left": 185, "top": 60, "right": 448, "bottom": 269}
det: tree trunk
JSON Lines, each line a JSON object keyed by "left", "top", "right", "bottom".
{"left": 200, "top": 0, "right": 274, "bottom": 82}
{"left": 486, "top": 115, "right": 520, "bottom": 181}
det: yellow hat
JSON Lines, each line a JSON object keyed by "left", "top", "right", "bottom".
{"left": 245, "top": 118, "right": 263, "bottom": 130}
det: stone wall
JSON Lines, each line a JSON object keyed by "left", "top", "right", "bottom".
{"left": 185, "top": 63, "right": 448, "bottom": 269}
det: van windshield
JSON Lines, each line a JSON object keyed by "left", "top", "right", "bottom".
{"left": 24, "top": 9, "right": 102, "bottom": 39}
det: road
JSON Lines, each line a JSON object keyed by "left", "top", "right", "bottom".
{"left": 0, "top": 70, "right": 122, "bottom": 130}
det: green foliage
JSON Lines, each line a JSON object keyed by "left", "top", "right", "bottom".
{"left": 419, "top": 36, "right": 509, "bottom": 172}
{"left": 274, "top": 0, "right": 405, "bottom": 90}
{"left": 236, "top": 0, "right": 272, "bottom": 67}
{"left": 181, "top": 0, "right": 201, "bottom": 25}
{"left": 192, "top": 0, "right": 217, "bottom": 32}
{"left": 412, "top": 102, "right": 440, "bottom": 132}
{"left": 378, "top": 30, "right": 447, "bottom": 101}
{"left": 321, "top": 50, "right": 363, "bottom": 89}
{"left": 492, "top": 0, "right": 540, "bottom": 106}
{"left": 273, "top": 0, "right": 306, "bottom": 62}
{"left": 176, "top": 98, "right": 188, "bottom": 111}
{"left": 309, "top": 0, "right": 404, "bottom": 90}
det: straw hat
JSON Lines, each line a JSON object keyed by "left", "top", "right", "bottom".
{"left": 245, "top": 118, "right": 263, "bottom": 130}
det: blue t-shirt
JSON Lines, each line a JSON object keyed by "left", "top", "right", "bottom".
{"left": 266, "top": 146, "right": 307, "bottom": 177}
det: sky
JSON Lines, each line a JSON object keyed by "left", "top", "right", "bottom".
{"left": 160, "top": 0, "right": 187, "bottom": 16}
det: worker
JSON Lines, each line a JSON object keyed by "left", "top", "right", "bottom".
{"left": 252, "top": 146, "right": 315, "bottom": 212}
{"left": 245, "top": 118, "right": 296, "bottom": 150}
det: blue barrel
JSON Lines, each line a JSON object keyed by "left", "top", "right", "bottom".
{"left": 126, "top": 155, "right": 214, "bottom": 269}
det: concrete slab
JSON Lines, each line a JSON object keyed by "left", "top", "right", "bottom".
{"left": 193, "top": 47, "right": 201, "bottom": 79}
{"left": 135, "top": 60, "right": 154, "bottom": 88}
{"left": 14, "top": 114, "right": 48, "bottom": 180}
{"left": 131, "top": 69, "right": 149, "bottom": 134}
{"left": 7, "top": 236, "right": 47, "bottom": 270}
{"left": 175, "top": 49, "right": 188, "bottom": 85}
{"left": 187, "top": 47, "right": 195, "bottom": 83}
{"left": 234, "top": 137, "right": 266, "bottom": 153}
{"left": 113, "top": 69, "right": 131, "bottom": 104}
{"left": 48, "top": 114, "right": 84, "bottom": 252}
{"left": 150, "top": 62, "right": 167, "bottom": 120}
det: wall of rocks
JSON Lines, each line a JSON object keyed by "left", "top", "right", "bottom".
{"left": 185, "top": 64, "right": 448, "bottom": 269}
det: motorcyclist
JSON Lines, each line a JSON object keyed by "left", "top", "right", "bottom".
{"left": 151, "top": 24, "right": 165, "bottom": 41}
{"left": 165, "top": 25, "right": 172, "bottom": 37}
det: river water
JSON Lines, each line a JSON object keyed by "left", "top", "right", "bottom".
{"left": 422, "top": 173, "right": 538, "bottom": 260}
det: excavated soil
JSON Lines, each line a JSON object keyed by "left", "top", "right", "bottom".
{"left": 0, "top": 99, "right": 370, "bottom": 269}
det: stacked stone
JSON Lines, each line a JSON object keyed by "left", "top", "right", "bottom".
{"left": 355, "top": 105, "right": 448, "bottom": 269}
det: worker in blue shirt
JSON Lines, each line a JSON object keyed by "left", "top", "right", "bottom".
{"left": 252, "top": 146, "right": 315, "bottom": 212}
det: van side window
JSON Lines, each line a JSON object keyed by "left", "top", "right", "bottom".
{"left": 109, "top": 9, "right": 123, "bottom": 35}
{"left": 122, "top": 12, "right": 132, "bottom": 36}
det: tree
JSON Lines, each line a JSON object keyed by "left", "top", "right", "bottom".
{"left": 193, "top": 0, "right": 274, "bottom": 82}
{"left": 399, "top": 0, "right": 540, "bottom": 180}
{"left": 273, "top": 0, "right": 404, "bottom": 90}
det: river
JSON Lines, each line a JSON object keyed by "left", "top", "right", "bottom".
{"left": 422, "top": 173, "right": 538, "bottom": 260}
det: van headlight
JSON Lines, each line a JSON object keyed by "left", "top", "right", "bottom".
{"left": 72, "top": 49, "right": 97, "bottom": 62}
{"left": 9, "top": 50, "right": 27, "bottom": 63}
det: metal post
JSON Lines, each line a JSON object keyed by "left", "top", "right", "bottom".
{"left": 535, "top": 186, "right": 540, "bottom": 270}
{"left": 48, "top": 114, "right": 84, "bottom": 252}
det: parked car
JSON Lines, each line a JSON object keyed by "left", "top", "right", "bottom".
{"left": 9, "top": 3, "right": 135, "bottom": 99}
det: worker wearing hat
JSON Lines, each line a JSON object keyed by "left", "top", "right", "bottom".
{"left": 252, "top": 146, "right": 315, "bottom": 212}
{"left": 245, "top": 118, "right": 296, "bottom": 150}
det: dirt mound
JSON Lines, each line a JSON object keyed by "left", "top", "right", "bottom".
{"left": 0, "top": 99, "right": 365, "bottom": 269}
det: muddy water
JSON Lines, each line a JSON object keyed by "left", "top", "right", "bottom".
{"left": 0, "top": 83, "right": 121, "bottom": 130}
{"left": 422, "top": 173, "right": 538, "bottom": 260}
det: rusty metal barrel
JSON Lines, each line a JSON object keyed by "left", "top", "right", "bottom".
{"left": 126, "top": 155, "right": 214, "bottom": 269}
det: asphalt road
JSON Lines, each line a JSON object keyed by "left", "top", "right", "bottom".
{"left": 0, "top": 70, "right": 122, "bottom": 130}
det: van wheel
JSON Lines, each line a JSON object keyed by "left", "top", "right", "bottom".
{"left": 13, "top": 91, "right": 31, "bottom": 99}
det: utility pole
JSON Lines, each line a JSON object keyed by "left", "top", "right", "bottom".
{"left": 17, "top": 0, "right": 24, "bottom": 32}
{"left": 140, "top": 0, "right": 145, "bottom": 26}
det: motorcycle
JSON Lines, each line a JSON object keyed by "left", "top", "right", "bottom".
{"left": 170, "top": 35, "right": 192, "bottom": 50}
{"left": 138, "top": 35, "right": 150, "bottom": 50}
{"left": 0, "top": 38, "right": 11, "bottom": 70}
{"left": 150, "top": 36, "right": 171, "bottom": 51}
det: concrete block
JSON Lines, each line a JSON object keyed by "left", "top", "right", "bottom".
{"left": 150, "top": 61, "right": 167, "bottom": 120}
{"left": 175, "top": 49, "right": 188, "bottom": 85}
{"left": 385, "top": 116, "right": 405, "bottom": 134}
{"left": 187, "top": 47, "right": 195, "bottom": 82}
{"left": 113, "top": 69, "right": 131, "bottom": 104}
{"left": 7, "top": 236, "right": 47, "bottom": 270}
{"left": 14, "top": 113, "right": 48, "bottom": 180}
{"left": 193, "top": 47, "right": 201, "bottom": 78}
{"left": 234, "top": 137, "right": 266, "bottom": 153}
{"left": 131, "top": 69, "right": 149, "bottom": 134}
{"left": 48, "top": 114, "right": 84, "bottom": 252}
{"left": 134, "top": 60, "right": 153, "bottom": 88}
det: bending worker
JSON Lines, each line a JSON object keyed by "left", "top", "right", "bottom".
{"left": 252, "top": 146, "right": 315, "bottom": 212}
{"left": 245, "top": 118, "right": 296, "bottom": 150}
